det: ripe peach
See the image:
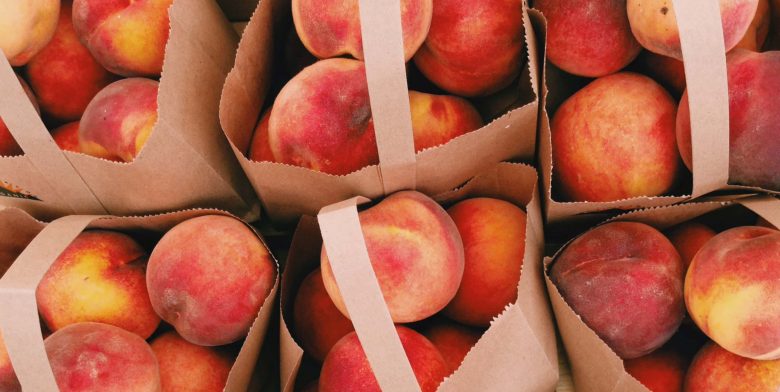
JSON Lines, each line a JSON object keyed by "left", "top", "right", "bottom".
{"left": 72, "top": 0, "right": 173, "bottom": 77}
{"left": 0, "top": 0, "right": 59, "bottom": 66}
{"left": 150, "top": 331, "right": 233, "bottom": 392}
{"left": 292, "top": 0, "right": 431, "bottom": 61}
{"left": 443, "top": 198, "right": 526, "bottom": 327}
{"left": 248, "top": 109, "right": 274, "bottom": 162}
{"left": 0, "top": 332, "right": 20, "bottom": 392}
{"left": 25, "top": 0, "right": 116, "bottom": 122}
{"left": 36, "top": 230, "right": 160, "bottom": 339}
{"left": 685, "top": 226, "right": 780, "bottom": 359}
{"left": 535, "top": 0, "right": 641, "bottom": 77}
{"left": 550, "top": 222, "right": 685, "bottom": 359}
{"left": 677, "top": 50, "right": 780, "bottom": 191}
{"left": 51, "top": 121, "right": 82, "bottom": 153}
{"left": 667, "top": 222, "right": 717, "bottom": 270}
{"left": 319, "top": 326, "right": 448, "bottom": 392}
{"left": 293, "top": 268, "right": 354, "bottom": 362}
{"left": 0, "top": 76, "right": 38, "bottom": 157}
{"left": 409, "top": 91, "right": 483, "bottom": 152}
{"left": 734, "top": 0, "right": 771, "bottom": 51}
{"left": 45, "top": 322, "right": 161, "bottom": 392}
{"left": 147, "top": 215, "right": 276, "bottom": 346}
{"left": 321, "top": 191, "right": 464, "bottom": 323}
{"left": 422, "top": 321, "right": 483, "bottom": 372}
{"left": 413, "top": 0, "right": 524, "bottom": 96}
{"left": 627, "top": 0, "right": 759, "bottom": 60}
{"left": 79, "top": 77, "right": 158, "bottom": 162}
{"left": 635, "top": 50, "right": 687, "bottom": 96}
{"left": 624, "top": 346, "right": 688, "bottom": 392}
{"left": 684, "top": 342, "right": 780, "bottom": 391}
{"left": 552, "top": 72, "right": 679, "bottom": 202}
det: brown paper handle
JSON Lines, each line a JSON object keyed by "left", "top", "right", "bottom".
{"left": 672, "top": 0, "right": 730, "bottom": 196}
{"left": 0, "top": 56, "right": 107, "bottom": 214}
{"left": 358, "top": 0, "right": 417, "bottom": 194}
{"left": 739, "top": 195, "right": 780, "bottom": 228}
{"left": 0, "top": 215, "right": 102, "bottom": 391}
{"left": 318, "top": 197, "right": 421, "bottom": 392}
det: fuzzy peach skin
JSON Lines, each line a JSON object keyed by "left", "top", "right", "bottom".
{"left": 321, "top": 191, "right": 465, "bottom": 323}
{"left": 552, "top": 72, "right": 680, "bottom": 202}
{"left": 635, "top": 50, "right": 687, "bottom": 96}
{"left": 248, "top": 109, "right": 275, "bottom": 162}
{"left": 624, "top": 345, "right": 689, "bottom": 392}
{"left": 72, "top": 0, "right": 173, "bottom": 77}
{"left": 0, "top": 0, "right": 59, "bottom": 66}
{"left": 422, "top": 320, "right": 483, "bottom": 372}
{"left": 409, "top": 91, "right": 483, "bottom": 151}
{"left": 79, "top": 77, "right": 158, "bottom": 162}
{"left": 292, "top": 0, "right": 431, "bottom": 61}
{"left": 51, "top": 121, "right": 82, "bottom": 153}
{"left": 550, "top": 222, "right": 685, "bottom": 359}
{"left": 413, "top": 0, "right": 524, "bottom": 97}
{"left": 45, "top": 322, "right": 161, "bottom": 392}
{"left": 734, "top": 0, "right": 771, "bottom": 50}
{"left": 685, "top": 226, "right": 780, "bottom": 360}
{"left": 293, "top": 268, "right": 354, "bottom": 362}
{"left": 443, "top": 198, "right": 526, "bottom": 327}
{"left": 26, "top": 1, "right": 116, "bottom": 122}
{"left": 667, "top": 222, "right": 717, "bottom": 270}
{"left": 319, "top": 326, "right": 449, "bottom": 392}
{"left": 627, "top": 0, "right": 759, "bottom": 60}
{"left": 0, "top": 332, "right": 20, "bottom": 392}
{"left": 535, "top": 0, "right": 641, "bottom": 77}
{"left": 150, "top": 331, "right": 233, "bottom": 392}
{"left": 684, "top": 342, "right": 780, "bottom": 391}
{"left": 0, "top": 76, "right": 39, "bottom": 157}
{"left": 36, "top": 230, "right": 161, "bottom": 339}
{"left": 147, "top": 215, "right": 276, "bottom": 346}
{"left": 677, "top": 50, "right": 780, "bottom": 191}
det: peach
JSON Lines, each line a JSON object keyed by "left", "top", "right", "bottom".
{"left": 150, "top": 331, "right": 233, "bottom": 392}
{"left": 36, "top": 230, "right": 160, "bottom": 339}
{"left": 409, "top": 91, "right": 483, "bottom": 152}
{"left": 535, "top": 0, "right": 641, "bottom": 77}
{"left": 422, "top": 321, "right": 483, "bottom": 372}
{"left": 552, "top": 72, "right": 680, "bottom": 202}
{"left": 624, "top": 346, "right": 688, "bottom": 392}
{"left": 51, "top": 121, "right": 82, "bottom": 153}
{"left": 0, "top": 76, "right": 39, "bottom": 157}
{"left": 0, "top": 332, "right": 20, "bottom": 392}
{"left": 147, "top": 215, "right": 276, "bottom": 346}
{"left": 627, "top": 0, "right": 759, "bottom": 60}
{"left": 413, "top": 0, "right": 524, "bottom": 97}
{"left": 684, "top": 342, "right": 780, "bottom": 391}
{"left": 635, "top": 50, "right": 687, "bottom": 96}
{"left": 25, "top": 1, "right": 116, "bottom": 122}
{"left": 72, "top": 0, "right": 173, "bottom": 77}
{"left": 79, "top": 77, "right": 158, "bottom": 162}
{"left": 0, "top": 0, "right": 59, "bottom": 66}
{"left": 550, "top": 222, "right": 685, "bottom": 359}
{"left": 321, "top": 191, "right": 464, "bottom": 323}
{"left": 677, "top": 50, "right": 780, "bottom": 191}
{"left": 667, "top": 222, "right": 717, "bottom": 270}
{"left": 685, "top": 226, "right": 780, "bottom": 359}
{"left": 292, "top": 0, "right": 431, "bottom": 61}
{"left": 248, "top": 109, "right": 275, "bottom": 162}
{"left": 443, "top": 198, "right": 526, "bottom": 327}
{"left": 293, "top": 268, "right": 354, "bottom": 362}
{"left": 734, "top": 0, "right": 771, "bottom": 51}
{"left": 319, "top": 326, "right": 448, "bottom": 392}
{"left": 45, "top": 322, "right": 161, "bottom": 392}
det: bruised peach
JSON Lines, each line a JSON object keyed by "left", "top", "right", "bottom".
{"left": 0, "top": 332, "right": 20, "bottom": 392}
{"left": 292, "top": 0, "right": 431, "bottom": 61}
{"left": 147, "top": 215, "right": 276, "bottom": 346}
{"left": 45, "top": 322, "right": 161, "bottom": 392}
{"left": 552, "top": 72, "right": 680, "bottom": 202}
{"left": 26, "top": 0, "right": 116, "bottom": 122}
{"left": 444, "top": 198, "right": 526, "bottom": 327}
{"left": 535, "top": 0, "right": 641, "bottom": 77}
{"left": 625, "top": 345, "right": 688, "bottom": 392}
{"left": 321, "top": 191, "right": 464, "bottom": 323}
{"left": 422, "top": 321, "right": 483, "bottom": 372}
{"left": 550, "top": 222, "right": 685, "bottom": 359}
{"left": 319, "top": 326, "right": 448, "bottom": 392}
{"left": 635, "top": 50, "right": 687, "bottom": 96}
{"left": 36, "top": 230, "right": 160, "bottom": 339}
{"left": 627, "top": 0, "right": 759, "bottom": 60}
{"left": 150, "top": 331, "right": 233, "bottom": 392}
{"left": 409, "top": 91, "right": 483, "bottom": 151}
{"left": 413, "top": 0, "right": 524, "bottom": 96}
{"left": 734, "top": 0, "right": 771, "bottom": 51}
{"left": 0, "top": 0, "right": 59, "bottom": 66}
{"left": 0, "top": 76, "right": 39, "bottom": 157}
{"left": 72, "top": 0, "right": 173, "bottom": 77}
{"left": 79, "top": 77, "right": 158, "bottom": 162}
{"left": 51, "top": 121, "right": 81, "bottom": 153}
{"left": 667, "top": 222, "right": 717, "bottom": 270}
{"left": 685, "top": 226, "right": 780, "bottom": 360}
{"left": 248, "top": 110, "right": 275, "bottom": 162}
{"left": 684, "top": 342, "right": 780, "bottom": 391}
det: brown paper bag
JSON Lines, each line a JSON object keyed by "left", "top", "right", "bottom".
{"left": 279, "top": 162, "right": 558, "bottom": 391}
{"left": 545, "top": 194, "right": 780, "bottom": 392}
{"left": 536, "top": 0, "right": 773, "bottom": 226}
{"left": 219, "top": 0, "right": 542, "bottom": 224}
{"left": 0, "top": 0, "right": 259, "bottom": 221}
{"left": 0, "top": 209, "right": 280, "bottom": 392}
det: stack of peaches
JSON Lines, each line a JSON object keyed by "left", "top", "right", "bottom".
{"left": 0, "top": 215, "right": 277, "bottom": 392}
{"left": 0, "top": 0, "right": 173, "bottom": 162}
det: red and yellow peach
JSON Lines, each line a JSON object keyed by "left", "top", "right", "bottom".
{"left": 150, "top": 331, "right": 234, "bottom": 392}
{"left": 684, "top": 342, "right": 780, "bottom": 391}
{"left": 0, "top": 0, "right": 60, "bottom": 66}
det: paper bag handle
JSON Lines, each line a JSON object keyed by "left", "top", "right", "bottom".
{"left": 359, "top": 0, "right": 417, "bottom": 194}
{"left": 672, "top": 0, "right": 730, "bottom": 196}
{"left": 739, "top": 195, "right": 780, "bottom": 228}
{"left": 0, "top": 215, "right": 102, "bottom": 391}
{"left": 318, "top": 198, "right": 421, "bottom": 392}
